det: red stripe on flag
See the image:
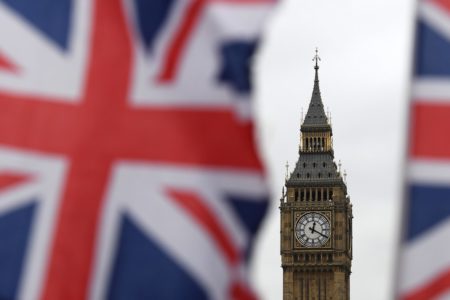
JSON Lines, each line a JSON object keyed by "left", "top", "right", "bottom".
{"left": 41, "top": 0, "right": 133, "bottom": 297}
{"left": 431, "top": 0, "right": 450, "bottom": 12}
{"left": 0, "top": 173, "right": 30, "bottom": 190}
{"left": 0, "top": 92, "right": 264, "bottom": 170}
{"left": 157, "top": 0, "right": 206, "bottom": 82}
{"left": 0, "top": 53, "right": 18, "bottom": 73}
{"left": 402, "top": 268, "right": 450, "bottom": 300}
{"left": 168, "top": 189, "right": 240, "bottom": 265}
{"left": 410, "top": 102, "right": 450, "bottom": 159}
{"left": 230, "top": 281, "right": 258, "bottom": 300}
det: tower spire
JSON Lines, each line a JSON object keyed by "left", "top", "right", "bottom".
{"left": 302, "top": 48, "right": 328, "bottom": 128}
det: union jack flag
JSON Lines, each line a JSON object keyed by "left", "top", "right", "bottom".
{"left": 397, "top": 0, "right": 450, "bottom": 299}
{"left": 0, "top": 0, "right": 274, "bottom": 299}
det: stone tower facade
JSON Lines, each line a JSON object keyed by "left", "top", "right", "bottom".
{"left": 280, "top": 53, "right": 352, "bottom": 300}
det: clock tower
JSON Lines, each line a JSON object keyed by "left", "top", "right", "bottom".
{"left": 280, "top": 51, "right": 353, "bottom": 300}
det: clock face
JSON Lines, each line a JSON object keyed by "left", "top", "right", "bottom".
{"left": 295, "top": 212, "right": 331, "bottom": 248}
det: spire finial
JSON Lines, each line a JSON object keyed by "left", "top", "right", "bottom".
{"left": 313, "top": 47, "right": 321, "bottom": 70}
{"left": 285, "top": 161, "right": 289, "bottom": 181}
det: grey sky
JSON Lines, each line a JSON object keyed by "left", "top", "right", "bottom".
{"left": 251, "top": 1, "right": 416, "bottom": 299}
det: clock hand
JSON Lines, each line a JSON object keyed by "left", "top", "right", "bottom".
{"left": 308, "top": 226, "right": 329, "bottom": 239}
{"left": 319, "top": 232, "right": 329, "bottom": 239}
{"left": 307, "top": 222, "right": 317, "bottom": 234}
{"left": 311, "top": 228, "right": 329, "bottom": 239}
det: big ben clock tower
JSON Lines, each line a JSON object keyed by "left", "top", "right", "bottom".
{"left": 280, "top": 50, "right": 353, "bottom": 300}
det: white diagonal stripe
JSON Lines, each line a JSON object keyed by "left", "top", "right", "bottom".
{"left": 436, "top": 289, "right": 450, "bottom": 300}
{"left": 0, "top": 0, "right": 91, "bottom": 100}
{"left": 399, "top": 217, "right": 450, "bottom": 294}
{"left": 420, "top": 0, "right": 450, "bottom": 41}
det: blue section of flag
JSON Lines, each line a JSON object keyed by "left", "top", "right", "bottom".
{"left": 107, "top": 214, "right": 208, "bottom": 300}
{"left": 415, "top": 20, "right": 450, "bottom": 76}
{"left": 0, "top": 202, "right": 36, "bottom": 299}
{"left": 227, "top": 194, "right": 268, "bottom": 260}
{"left": 406, "top": 184, "right": 450, "bottom": 241}
{"left": 2, "top": 0, "right": 73, "bottom": 49}
{"left": 133, "top": 0, "right": 176, "bottom": 52}
{"left": 227, "top": 195, "right": 268, "bottom": 235}
{"left": 217, "top": 41, "right": 259, "bottom": 95}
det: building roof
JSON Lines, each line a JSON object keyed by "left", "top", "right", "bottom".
{"left": 286, "top": 153, "right": 344, "bottom": 188}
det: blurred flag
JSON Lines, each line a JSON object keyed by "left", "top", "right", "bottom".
{"left": 0, "top": 0, "right": 274, "bottom": 299}
{"left": 397, "top": 0, "right": 450, "bottom": 299}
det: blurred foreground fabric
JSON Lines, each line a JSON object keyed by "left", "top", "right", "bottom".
{"left": 0, "top": 0, "right": 275, "bottom": 299}
{"left": 397, "top": 0, "right": 450, "bottom": 299}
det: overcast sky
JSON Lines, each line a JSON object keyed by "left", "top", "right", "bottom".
{"left": 250, "top": 1, "right": 416, "bottom": 299}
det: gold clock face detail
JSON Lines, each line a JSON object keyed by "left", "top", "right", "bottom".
{"left": 295, "top": 212, "right": 331, "bottom": 247}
